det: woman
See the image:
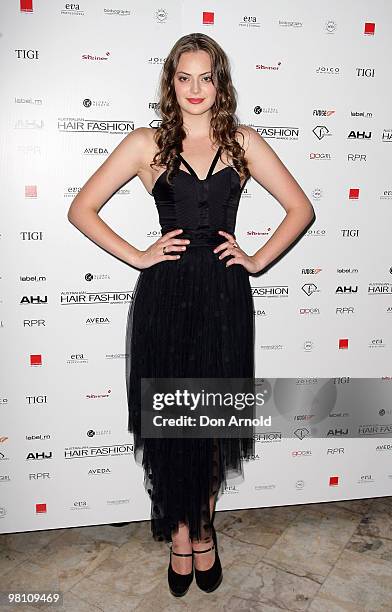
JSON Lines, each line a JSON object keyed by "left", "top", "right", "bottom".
{"left": 68, "top": 33, "right": 314, "bottom": 597}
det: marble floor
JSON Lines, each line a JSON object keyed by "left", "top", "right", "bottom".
{"left": 1, "top": 496, "right": 392, "bottom": 611}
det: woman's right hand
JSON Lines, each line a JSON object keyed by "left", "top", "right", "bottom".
{"left": 134, "top": 228, "right": 190, "bottom": 270}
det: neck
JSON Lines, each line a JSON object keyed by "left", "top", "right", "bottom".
{"left": 181, "top": 111, "right": 213, "bottom": 141}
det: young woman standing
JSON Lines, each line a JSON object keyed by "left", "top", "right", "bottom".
{"left": 68, "top": 33, "right": 314, "bottom": 597}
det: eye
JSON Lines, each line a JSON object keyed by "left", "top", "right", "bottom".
{"left": 177, "top": 75, "right": 213, "bottom": 82}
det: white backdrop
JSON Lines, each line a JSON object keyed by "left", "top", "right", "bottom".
{"left": 1, "top": 0, "right": 392, "bottom": 533}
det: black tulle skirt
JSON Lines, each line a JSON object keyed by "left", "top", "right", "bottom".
{"left": 125, "top": 244, "right": 255, "bottom": 543}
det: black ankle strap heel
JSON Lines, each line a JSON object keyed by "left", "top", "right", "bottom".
{"left": 167, "top": 546, "right": 194, "bottom": 597}
{"left": 192, "top": 526, "right": 223, "bottom": 593}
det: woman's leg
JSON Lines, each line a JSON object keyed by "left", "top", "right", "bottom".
{"left": 170, "top": 437, "right": 219, "bottom": 573}
{"left": 170, "top": 520, "right": 193, "bottom": 574}
{"left": 191, "top": 491, "right": 218, "bottom": 570}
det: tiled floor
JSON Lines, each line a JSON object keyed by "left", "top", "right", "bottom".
{"left": 1, "top": 497, "right": 392, "bottom": 611}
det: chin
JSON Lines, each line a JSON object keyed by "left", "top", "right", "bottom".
{"left": 185, "top": 101, "right": 213, "bottom": 112}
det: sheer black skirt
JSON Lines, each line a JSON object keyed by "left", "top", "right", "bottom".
{"left": 125, "top": 246, "right": 255, "bottom": 543}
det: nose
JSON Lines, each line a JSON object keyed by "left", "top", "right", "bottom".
{"left": 190, "top": 79, "right": 201, "bottom": 95}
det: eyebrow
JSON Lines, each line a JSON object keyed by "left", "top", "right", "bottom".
{"left": 176, "top": 71, "right": 212, "bottom": 76}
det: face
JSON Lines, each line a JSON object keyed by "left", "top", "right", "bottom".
{"left": 173, "top": 49, "right": 217, "bottom": 116}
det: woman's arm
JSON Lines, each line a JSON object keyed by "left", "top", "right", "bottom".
{"left": 67, "top": 127, "right": 150, "bottom": 268}
{"left": 240, "top": 126, "right": 315, "bottom": 272}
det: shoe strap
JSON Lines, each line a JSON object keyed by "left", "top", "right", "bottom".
{"left": 192, "top": 543, "right": 215, "bottom": 554}
{"left": 170, "top": 547, "right": 193, "bottom": 558}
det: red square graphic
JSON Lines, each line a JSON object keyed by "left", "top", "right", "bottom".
{"left": 25, "top": 185, "right": 37, "bottom": 198}
{"left": 30, "top": 354, "right": 42, "bottom": 366}
{"left": 339, "top": 339, "right": 348, "bottom": 350}
{"left": 203, "top": 12, "right": 214, "bottom": 25}
{"left": 329, "top": 475, "right": 339, "bottom": 486}
{"left": 349, "top": 188, "right": 359, "bottom": 200}
{"left": 364, "top": 22, "right": 375, "bottom": 35}
{"left": 20, "top": 0, "right": 33, "bottom": 12}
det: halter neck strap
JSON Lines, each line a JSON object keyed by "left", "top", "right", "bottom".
{"left": 178, "top": 146, "right": 222, "bottom": 180}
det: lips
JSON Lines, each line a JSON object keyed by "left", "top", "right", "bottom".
{"left": 187, "top": 98, "right": 204, "bottom": 104}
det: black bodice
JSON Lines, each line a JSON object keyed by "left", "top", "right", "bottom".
{"left": 151, "top": 146, "right": 248, "bottom": 247}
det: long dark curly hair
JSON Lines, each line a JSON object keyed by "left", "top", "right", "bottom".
{"left": 150, "top": 32, "right": 250, "bottom": 185}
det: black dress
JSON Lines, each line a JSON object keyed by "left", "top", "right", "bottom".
{"left": 125, "top": 145, "right": 255, "bottom": 543}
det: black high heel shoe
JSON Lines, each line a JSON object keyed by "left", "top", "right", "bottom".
{"left": 193, "top": 525, "right": 223, "bottom": 593}
{"left": 167, "top": 545, "right": 194, "bottom": 597}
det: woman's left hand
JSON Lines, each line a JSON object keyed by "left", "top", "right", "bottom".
{"left": 213, "top": 230, "right": 261, "bottom": 274}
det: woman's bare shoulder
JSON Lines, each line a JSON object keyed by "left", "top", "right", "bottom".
{"left": 121, "top": 127, "right": 158, "bottom": 173}
{"left": 135, "top": 126, "right": 157, "bottom": 146}
{"left": 123, "top": 126, "right": 155, "bottom": 147}
{"left": 133, "top": 127, "right": 158, "bottom": 159}
{"left": 234, "top": 124, "right": 252, "bottom": 151}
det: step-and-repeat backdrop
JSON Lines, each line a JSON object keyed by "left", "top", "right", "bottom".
{"left": 1, "top": 1, "right": 391, "bottom": 533}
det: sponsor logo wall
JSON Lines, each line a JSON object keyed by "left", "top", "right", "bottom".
{"left": 1, "top": 1, "right": 391, "bottom": 532}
